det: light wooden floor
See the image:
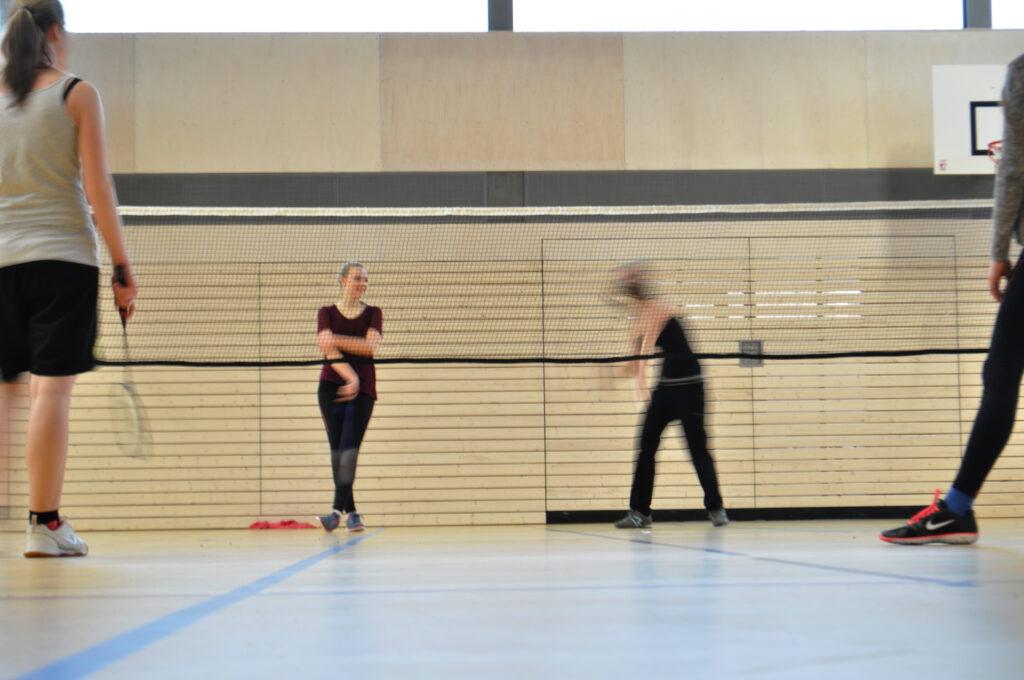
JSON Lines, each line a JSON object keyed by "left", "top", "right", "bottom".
{"left": 2, "top": 521, "right": 1023, "bottom": 679}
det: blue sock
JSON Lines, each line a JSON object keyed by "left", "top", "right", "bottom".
{"left": 945, "top": 486, "right": 974, "bottom": 517}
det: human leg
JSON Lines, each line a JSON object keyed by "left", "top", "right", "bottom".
{"left": 625, "top": 391, "right": 672, "bottom": 518}
{"left": 23, "top": 375, "right": 87, "bottom": 557}
{"left": 880, "top": 256, "right": 1024, "bottom": 545}
{"left": 676, "top": 382, "right": 725, "bottom": 514}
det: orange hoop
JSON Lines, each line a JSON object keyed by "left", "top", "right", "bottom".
{"left": 989, "top": 140, "right": 1003, "bottom": 164}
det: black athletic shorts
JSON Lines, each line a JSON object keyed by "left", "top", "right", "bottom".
{"left": 0, "top": 260, "right": 99, "bottom": 381}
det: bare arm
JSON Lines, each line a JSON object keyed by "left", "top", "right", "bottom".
{"left": 318, "top": 329, "right": 382, "bottom": 357}
{"left": 323, "top": 347, "right": 359, "bottom": 401}
{"left": 315, "top": 308, "right": 360, "bottom": 400}
{"left": 330, "top": 359, "right": 359, "bottom": 386}
{"left": 632, "top": 363, "right": 648, "bottom": 398}
{"left": 629, "top": 315, "right": 653, "bottom": 399}
{"left": 632, "top": 304, "right": 674, "bottom": 400}
{"left": 67, "top": 81, "right": 137, "bottom": 317}
{"left": 606, "top": 322, "right": 639, "bottom": 379}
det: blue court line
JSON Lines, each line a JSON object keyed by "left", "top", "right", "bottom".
{"left": 549, "top": 528, "right": 976, "bottom": 588}
{"left": 16, "top": 531, "right": 377, "bottom": 680}
{"left": 0, "top": 577, "right": 929, "bottom": 603}
{"left": 252, "top": 579, "right": 923, "bottom": 598}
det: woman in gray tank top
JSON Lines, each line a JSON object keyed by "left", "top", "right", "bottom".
{"left": 0, "top": 0, "right": 138, "bottom": 558}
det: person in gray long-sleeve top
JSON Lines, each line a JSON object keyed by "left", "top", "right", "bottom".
{"left": 881, "top": 53, "right": 1024, "bottom": 545}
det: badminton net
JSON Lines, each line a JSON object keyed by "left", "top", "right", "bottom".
{"left": 94, "top": 200, "right": 996, "bottom": 367}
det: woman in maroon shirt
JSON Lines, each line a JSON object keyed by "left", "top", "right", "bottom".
{"left": 315, "top": 262, "right": 382, "bottom": 532}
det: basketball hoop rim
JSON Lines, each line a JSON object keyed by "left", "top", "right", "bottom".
{"left": 989, "top": 140, "right": 1003, "bottom": 164}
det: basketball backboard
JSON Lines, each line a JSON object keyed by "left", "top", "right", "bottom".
{"left": 932, "top": 64, "right": 1007, "bottom": 175}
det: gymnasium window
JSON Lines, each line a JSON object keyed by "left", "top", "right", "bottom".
{"left": 513, "top": 0, "right": 964, "bottom": 32}
{"left": 992, "top": 0, "right": 1024, "bottom": 29}
{"left": 58, "top": 0, "right": 487, "bottom": 33}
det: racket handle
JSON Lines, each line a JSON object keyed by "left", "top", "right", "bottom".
{"left": 112, "top": 264, "right": 129, "bottom": 325}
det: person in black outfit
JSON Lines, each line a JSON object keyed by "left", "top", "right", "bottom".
{"left": 612, "top": 262, "right": 728, "bottom": 529}
{"left": 881, "top": 54, "right": 1024, "bottom": 545}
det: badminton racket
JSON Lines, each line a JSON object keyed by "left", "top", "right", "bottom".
{"left": 110, "top": 265, "right": 150, "bottom": 458}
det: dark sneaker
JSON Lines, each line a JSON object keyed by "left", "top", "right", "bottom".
{"left": 317, "top": 511, "right": 341, "bottom": 532}
{"left": 708, "top": 508, "right": 729, "bottom": 527}
{"left": 614, "top": 509, "right": 652, "bottom": 529}
{"left": 880, "top": 490, "right": 978, "bottom": 545}
{"left": 346, "top": 512, "right": 365, "bottom": 532}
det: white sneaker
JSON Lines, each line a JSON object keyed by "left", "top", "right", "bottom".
{"left": 24, "top": 518, "right": 89, "bottom": 558}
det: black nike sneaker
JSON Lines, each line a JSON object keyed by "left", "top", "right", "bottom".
{"left": 880, "top": 490, "right": 978, "bottom": 545}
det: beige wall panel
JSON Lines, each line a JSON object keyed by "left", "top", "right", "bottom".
{"left": 69, "top": 35, "right": 136, "bottom": 173}
{"left": 66, "top": 30, "right": 1024, "bottom": 174}
{"left": 380, "top": 34, "right": 625, "bottom": 171}
{"left": 865, "top": 30, "right": 1024, "bottom": 168}
{"left": 624, "top": 33, "right": 869, "bottom": 170}
{"left": 133, "top": 35, "right": 381, "bottom": 172}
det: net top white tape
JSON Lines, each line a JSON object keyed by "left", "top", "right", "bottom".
{"left": 118, "top": 199, "right": 993, "bottom": 219}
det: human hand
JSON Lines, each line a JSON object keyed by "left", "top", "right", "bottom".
{"left": 111, "top": 263, "right": 137, "bottom": 321}
{"left": 988, "top": 260, "right": 1012, "bottom": 302}
{"left": 335, "top": 379, "right": 359, "bottom": 402}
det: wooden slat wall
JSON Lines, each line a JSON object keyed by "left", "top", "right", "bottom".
{"left": 3, "top": 213, "right": 1022, "bottom": 529}
{"left": 259, "top": 364, "right": 546, "bottom": 527}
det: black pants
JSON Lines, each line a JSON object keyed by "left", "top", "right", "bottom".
{"left": 953, "top": 253, "right": 1024, "bottom": 497}
{"left": 630, "top": 381, "right": 724, "bottom": 515}
{"left": 317, "top": 382, "right": 374, "bottom": 513}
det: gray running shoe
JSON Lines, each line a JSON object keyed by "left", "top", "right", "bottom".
{"left": 346, "top": 512, "right": 366, "bottom": 532}
{"left": 614, "top": 509, "right": 652, "bottom": 529}
{"left": 708, "top": 508, "right": 729, "bottom": 527}
{"left": 317, "top": 511, "right": 341, "bottom": 532}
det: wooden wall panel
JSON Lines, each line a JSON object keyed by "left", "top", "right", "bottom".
{"left": 69, "top": 35, "right": 136, "bottom": 173}
{"left": 623, "top": 33, "right": 868, "bottom": 170}
{"left": 131, "top": 35, "right": 382, "bottom": 172}
{"left": 68, "top": 31, "right": 1024, "bottom": 173}
{"left": 380, "top": 34, "right": 625, "bottom": 171}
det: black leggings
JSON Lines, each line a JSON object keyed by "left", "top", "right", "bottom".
{"left": 630, "top": 381, "right": 724, "bottom": 515}
{"left": 317, "top": 382, "right": 375, "bottom": 513}
{"left": 953, "top": 253, "right": 1024, "bottom": 498}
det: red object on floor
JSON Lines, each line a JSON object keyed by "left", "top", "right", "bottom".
{"left": 249, "top": 519, "right": 317, "bottom": 530}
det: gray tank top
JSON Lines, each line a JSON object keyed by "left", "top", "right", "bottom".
{"left": 0, "top": 75, "right": 98, "bottom": 270}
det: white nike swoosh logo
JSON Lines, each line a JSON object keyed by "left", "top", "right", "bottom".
{"left": 924, "top": 519, "right": 956, "bottom": 530}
